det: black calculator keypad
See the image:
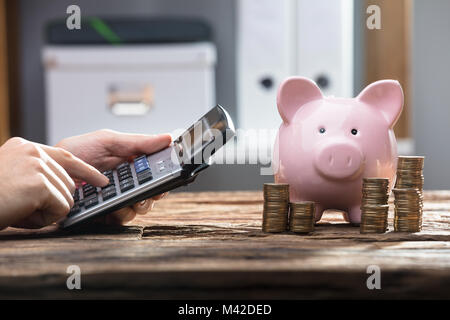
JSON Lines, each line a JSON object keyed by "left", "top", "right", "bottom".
{"left": 82, "top": 184, "right": 96, "bottom": 197}
{"left": 117, "top": 163, "right": 129, "bottom": 173}
{"left": 137, "top": 170, "right": 153, "bottom": 184}
{"left": 84, "top": 194, "right": 99, "bottom": 209}
{"left": 118, "top": 172, "right": 133, "bottom": 181}
{"left": 103, "top": 170, "right": 114, "bottom": 185}
{"left": 120, "top": 181, "right": 134, "bottom": 192}
{"left": 69, "top": 155, "right": 157, "bottom": 216}
{"left": 101, "top": 185, "right": 117, "bottom": 201}
{"left": 117, "top": 163, "right": 135, "bottom": 192}
{"left": 101, "top": 170, "right": 117, "bottom": 201}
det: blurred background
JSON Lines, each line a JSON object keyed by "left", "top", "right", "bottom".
{"left": 0, "top": 0, "right": 449, "bottom": 190}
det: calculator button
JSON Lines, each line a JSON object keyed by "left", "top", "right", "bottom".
{"left": 118, "top": 172, "right": 133, "bottom": 181}
{"left": 120, "top": 182, "right": 134, "bottom": 192}
{"left": 102, "top": 181, "right": 115, "bottom": 190}
{"left": 73, "top": 189, "right": 80, "bottom": 201}
{"left": 102, "top": 189, "right": 117, "bottom": 201}
{"left": 103, "top": 174, "right": 114, "bottom": 185}
{"left": 82, "top": 189, "right": 96, "bottom": 198}
{"left": 134, "top": 155, "right": 149, "bottom": 162}
{"left": 118, "top": 163, "right": 131, "bottom": 170}
{"left": 84, "top": 194, "right": 99, "bottom": 209}
{"left": 117, "top": 169, "right": 129, "bottom": 175}
{"left": 102, "top": 185, "right": 116, "bottom": 193}
{"left": 119, "top": 177, "right": 134, "bottom": 185}
{"left": 135, "top": 165, "right": 149, "bottom": 174}
{"left": 117, "top": 162, "right": 129, "bottom": 169}
{"left": 118, "top": 170, "right": 131, "bottom": 177}
{"left": 68, "top": 204, "right": 81, "bottom": 217}
{"left": 137, "top": 170, "right": 153, "bottom": 184}
{"left": 134, "top": 156, "right": 150, "bottom": 174}
{"left": 83, "top": 183, "right": 94, "bottom": 190}
{"left": 82, "top": 184, "right": 96, "bottom": 197}
{"left": 118, "top": 171, "right": 131, "bottom": 179}
{"left": 83, "top": 190, "right": 96, "bottom": 198}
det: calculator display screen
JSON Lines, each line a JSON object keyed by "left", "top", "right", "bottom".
{"left": 176, "top": 106, "right": 233, "bottom": 164}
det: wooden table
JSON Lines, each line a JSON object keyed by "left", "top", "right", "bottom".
{"left": 0, "top": 191, "right": 449, "bottom": 299}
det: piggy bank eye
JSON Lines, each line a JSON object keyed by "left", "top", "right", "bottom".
{"left": 319, "top": 127, "right": 326, "bottom": 134}
{"left": 351, "top": 128, "right": 358, "bottom": 135}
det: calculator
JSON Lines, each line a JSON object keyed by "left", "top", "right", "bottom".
{"left": 60, "top": 105, "right": 235, "bottom": 228}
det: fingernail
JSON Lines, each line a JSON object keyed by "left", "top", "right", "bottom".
{"left": 101, "top": 174, "right": 109, "bottom": 186}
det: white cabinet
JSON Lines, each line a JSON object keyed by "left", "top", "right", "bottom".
{"left": 237, "top": 0, "right": 354, "bottom": 130}
{"left": 43, "top": 43, "right": 216, "bottom": 145}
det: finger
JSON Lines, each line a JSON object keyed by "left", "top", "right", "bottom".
{"left": 106, "top": 207, "right": 136, "bottom": 225}
{"left": 39, "top": 144, "right": 109, "bottom": 187}
{"left": 37, "top": 158, "right": 74, "bottom": 209}
{"left": 40, "top": 149, "right": 76, "bottom": 195}
{"left": 37, "top": 176, "right": 72, "bottom": 226}
{"left": 104, "top": 131, "right": 172, "bottom": 157}
{"left": 152, "top": 192, "right": 168, "bottom": 201}
{"left": 12, "top": 209, "right": 63, "bottom": 229}
{"left": 133, "top": 199, "right": 154, "bottom": 215}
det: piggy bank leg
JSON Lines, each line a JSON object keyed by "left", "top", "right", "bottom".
{"left": 314, "top": 204, "right": 325, "bottom": 223}
{"left": 347, "top": 205, "right": 362, "bottom": 225}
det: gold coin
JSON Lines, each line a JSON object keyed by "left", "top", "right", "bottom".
{"left": 360, "top": 204, "right": 389, "bottom": 234}
{"left": 262, "top": 183, "right": 290, "bottom": 232}
{"left": 289, "top": 201, "right": 315, "bottom": 233}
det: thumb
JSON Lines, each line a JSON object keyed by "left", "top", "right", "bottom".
{"left": 106, "top": 132, "right": 172, "bottom": 157}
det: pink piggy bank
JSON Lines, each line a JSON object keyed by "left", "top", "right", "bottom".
{"left": 273, "top": 77, "right": 403, "bottom": 224}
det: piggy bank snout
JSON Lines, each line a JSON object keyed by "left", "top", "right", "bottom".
{"left": 314, "top": 142, "right": 363, "bottom": 180}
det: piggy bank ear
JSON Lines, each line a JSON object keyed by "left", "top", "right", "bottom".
{"left": 277, "top": 77, "right": 323, "bottom": 123}
{"left": 357, "top": 80, "right": 404, "bottom": 127}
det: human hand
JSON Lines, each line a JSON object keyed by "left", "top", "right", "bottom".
{"left": 0, "top": 137, "right": 108, "bottom": 230}
{"left": 55, "top": 129, "right": 172, "bottom": 225}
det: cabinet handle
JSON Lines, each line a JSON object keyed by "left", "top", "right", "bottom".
{"left": 108, "top": 84, "right": 153, "bottom": 116}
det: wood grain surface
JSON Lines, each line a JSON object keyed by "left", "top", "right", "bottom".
{"left": 0, "top": 191, "right": 449, "bottom": 299}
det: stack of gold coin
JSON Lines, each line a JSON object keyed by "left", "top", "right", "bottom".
{"left": 394, "top": 156, "right": 425, "bottom": 232}
{"left": 360, "top": 178, "right": 390, "bottom": 233}
{"left": 361, "top": 178, "right": 389, "bottom": 206}
{"left": 396, "top": 156, "right": 425, "bottom": 190}
{"left": 393, "top": 188, "right": 423, "bottom": 232}
{"left": 289, "top": 201, "right": 315, "bottom": 233}
{"left": 262, "top": 183, "right": 289, "bottom": 232}
{"left": 360, "top": 205, "right": 389, "bottom": 233}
